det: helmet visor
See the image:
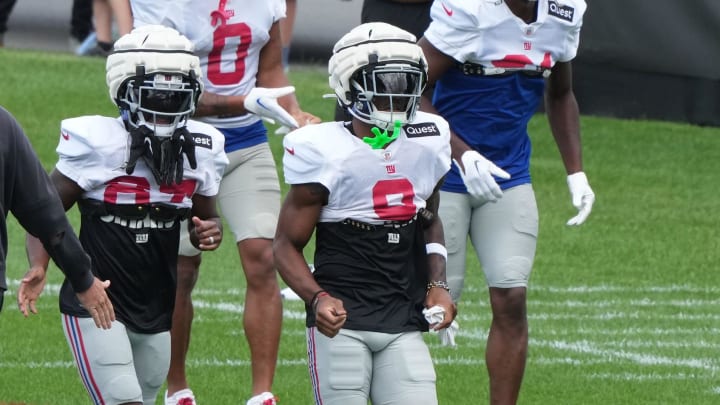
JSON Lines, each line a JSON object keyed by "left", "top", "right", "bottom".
{"left": 367, "top": 71, "right": 420, "bottom": 112}
{"left": 140, "top": 88, "right": 193, "bottom": 115}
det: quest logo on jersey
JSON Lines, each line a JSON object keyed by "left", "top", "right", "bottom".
{"left": 548, "top": 1, "right": 574, "bottom": 22}
{"left": 404, "top": 123, "right": 441, "bottom": 138}
{"left": 192, "top": 133, "right": 213, "bottom": 149}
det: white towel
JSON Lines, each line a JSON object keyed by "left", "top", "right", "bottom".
{"left": 422, "top": 306, "right": 459, "bottom": 348}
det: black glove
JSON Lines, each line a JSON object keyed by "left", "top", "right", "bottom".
{"left": 126, "top": 125, "right": 154, "bottom": 175}
{"left": 126, "top": 126, "right": 198, "bottom": 186}
{"left": 159, "top": 127, "right": 198, "bottom": 185}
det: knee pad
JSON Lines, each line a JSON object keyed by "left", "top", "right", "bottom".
{"left": 105, "top": 374, "right": 143, "bottom": 404}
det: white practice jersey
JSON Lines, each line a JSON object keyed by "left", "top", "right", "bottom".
{"left": 56, "top": 116, "right": 228, "bottom": 206}
{"left": 132, "top": 0, "right": 286, "bottom": 128}
{"left": 425, "top": 0, "right": 586, "bottom": 69}
{"left": 283, "top": 112, "right": 451, "bottom": 224}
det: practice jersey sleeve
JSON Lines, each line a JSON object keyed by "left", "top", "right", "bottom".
{"left": 404, "top": 112, "right": 452, "bottom": 185}
{"left": 430, "top": 116, "right": 452, "bottom": 183}
{"left": 130, "top": 0, "right": 173, "bottom": 28}
{"left": 56, "top": 116, "right": 128, "bottom": 191}
{"left": 281, "top": 123, "right": 341, "bottom": 191}
{"left": 272, "top": 0, "right": 287, "bottom": 22}
{"left": 424, "top": 0, "right": 482, "bottom": 63}
{"left": 184, "top": 120, "right": 228, "bottom": 197}
{"left": 556, "top": 0, "right": 586, "bottom": 62}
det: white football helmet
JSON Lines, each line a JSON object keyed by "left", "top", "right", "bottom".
{"left": 106, "top": 25, "right": 203, "bottom": 138}
{"left": 329, "top": 22, "right": 428, "bottom": 129}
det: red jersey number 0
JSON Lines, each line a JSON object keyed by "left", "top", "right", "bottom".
{"left": 207, "top": 23, "right": 252, "bottom": 86}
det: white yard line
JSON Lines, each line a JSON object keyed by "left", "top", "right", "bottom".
{"left": 5, "top": 280, "right": 719, "bottom": 385}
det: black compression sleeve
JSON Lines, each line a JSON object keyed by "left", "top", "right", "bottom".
{"left": 21, "top": 206, "right": 95, "bottom": 293}
{"left": 42, "top": 223, "right": 95, "bottom": 293}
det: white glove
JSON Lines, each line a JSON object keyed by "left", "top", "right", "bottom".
{"left": 244, "top": 87, "right": 300, "bottom": 129}
{"left": 422, "top": 306, "right": 459, "bottom": 348}
{"left": 566, "top": 171, "right": 595, "bottom": 226}
{"left": 453, "top": 150, "right": 511, "bottom": 202}
{"left": 274, "top": 126, "right": 292, "bottom": 136}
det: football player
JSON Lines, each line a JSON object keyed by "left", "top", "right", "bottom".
{"left": 418, "top": 0, "right": 596, "bottom": 403}
{"left": 130, "top": 2, "right": 321, "bottom": 403}
{"left": 273, "top": 22, "right": 456, "bottom": 405}
{"left": 19, "top": 25, "right": 228, "bottom": 405}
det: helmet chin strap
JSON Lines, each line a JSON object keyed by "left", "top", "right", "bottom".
{"left": 363, "top": 120, "right": 402, "bottom": 149}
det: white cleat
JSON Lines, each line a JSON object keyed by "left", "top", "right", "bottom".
{"left": 246, "top": 391, "right": 277, "bottom": 405}
{"left": 165, "top": 388, "right": 197, "bottom": 405}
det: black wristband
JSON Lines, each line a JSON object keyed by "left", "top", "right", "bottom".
{"left": 309, "top": 289, "right": 326, "bottom": 305}
{"left": 310, "top": 289, "right": 328, "bottom": 313}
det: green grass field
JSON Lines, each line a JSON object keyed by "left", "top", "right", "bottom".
{"left": 1, "top": 49, "right": 720, "bottom": 404}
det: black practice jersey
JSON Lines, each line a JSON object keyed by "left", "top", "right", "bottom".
{"left": 310, "top": 220, "right": 430, "bottom": 333}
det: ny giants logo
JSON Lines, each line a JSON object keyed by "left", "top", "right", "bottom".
{"left": 548, "top": 1, "right": 574, "bottom": 22}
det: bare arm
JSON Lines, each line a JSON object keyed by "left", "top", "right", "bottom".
{"left": 422, "top": 182, "right": 456, "bottom": 328}
{"left": 273, "top": 183, "right": 326, "bottom": 302}
{"left": 257, "top": 22, "right": 321, "bottom": 125}
{"left": 194, "top": 92, "right": 248, "bottom": 118}
{"left": 545, "top": 61, "right": 583, "bottom": 175}
{"left": 273, "top": 182, "right": 347, "bottom": 337}
{"left": 422, "top": 184, "right": 446, "bottom": 283}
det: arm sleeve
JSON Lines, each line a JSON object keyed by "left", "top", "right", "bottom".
{"left": 7, "top": 113, "right": 95, "bottom": 293}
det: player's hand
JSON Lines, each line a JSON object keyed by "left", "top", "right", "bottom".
{"left": 453, "top": 150, "right": 511, "bottom": 202}
{"left": 191, "top": 216, "right": 222, "bottom": 251}
{"left": 244, "top": 87, "right": 300, "bottom": 129}
{"left": 314, "top": 294, "right": 347, "bottom": 338}
{"left": 424, "top": 288, "right": 457, "bottom": 331}
{"left": 75, "top": 278, "right": 115, "bottom": 329}
{"left": 17, "top": 266, "right": 48, "bottom": 317}
{"left": 566, "top": 171, "right": 595, "bottom": 226}
{"left": 274, "top": 111, "right": 322, "bottom": 135}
